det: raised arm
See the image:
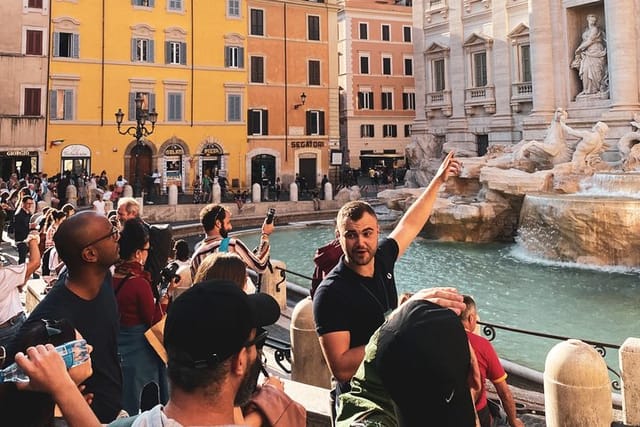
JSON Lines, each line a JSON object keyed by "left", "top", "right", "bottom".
{"left": 389, "top": 151, "right": 461, "bottom": 257}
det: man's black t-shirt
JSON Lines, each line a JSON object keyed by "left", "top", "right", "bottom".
{"left": 22, "top": 274, "right": 122, "bottom": 423}
{"left": 313, "top": 238, "right": 399, "bottom": 349}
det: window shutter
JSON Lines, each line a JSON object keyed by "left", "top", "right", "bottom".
{"left": 180, "top": 42, "right": 187, "bottom": 65}
{"left": 319, "top": 111, "right": 325, "bottom": 135}
{"left": 72, "top": 34, "right": 79, "bottom": 58}
{"left": 247, "top": 110, "right": 254, "bottom": 135}
{"left": 360, "top": 125, "right": 364, "bottom": 138}
{"left": 131, "top": 38, "right": 137, "bottom": 61}
{"left": 263, "top": 110, "right": 268, "bottom": 135}
{"left": 131, "top": 0, "right": 135, "bottom": 4}
{"left": 224, "top": 47, "right": 229, "bottom": 67}
{"left": 358, "top": 92, "right": 364, "bottom": 109}
{"left": 305, "top": 111, "right": 312, "bottom": 135}
{"left": 52, "top": 32, "right": 60, "bottom": 57}
{"left": 128, "top": 92, "right": 136, "bottom": 120}
{"left": 370, "top": 93, "right": 374, "bottom": 110}
{"left": 165, "top": 42, "right": 170, "bottom": 64}
{"left": 149, "top": 93, "right": 156, "bottom": 112}
{"left": 149, "top": 0, "right": 155, "bottom": 6}
{"left": 63, "top": 90, "right": 73, "bottom": 120}
{"left": 49, "top": 90, "right": 57, "bottom": 119}
{"left": 148, "top": 40, "right": 155, "bottom": 63}
{"left": 238, "top": 47, "right": 244, "bottom": 68}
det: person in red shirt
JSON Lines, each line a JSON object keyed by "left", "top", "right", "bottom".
{"left": 460, "top": 295, "right": 524, "bottom": 427}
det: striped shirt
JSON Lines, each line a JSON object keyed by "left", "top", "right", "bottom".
{"left": 189, "top": 235, "right": 270, "bottom": 280}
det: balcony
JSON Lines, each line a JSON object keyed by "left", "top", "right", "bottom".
{"left": 425, "top": 90, "right": 452, "bottom": 117}
{"left": 464, "top": 85, "right": 496, "bottom": 115}
{"left": 510, "top": 81, "right": 533, "bottom": 113}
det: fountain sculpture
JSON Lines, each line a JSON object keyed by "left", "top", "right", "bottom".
{"left": 380, "top": 110, "right": 640, "bottom": 268}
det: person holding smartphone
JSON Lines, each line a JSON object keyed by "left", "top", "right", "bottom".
{"left": 190, "top": 204, "right": 275, "bottom": 291}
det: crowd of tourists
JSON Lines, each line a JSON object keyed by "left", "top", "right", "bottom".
{"left": 0, "top": 151, "right": 525, "bottom": 426}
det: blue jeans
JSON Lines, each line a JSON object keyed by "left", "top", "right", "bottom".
{"left": 0, "top": 312, "right": 26, "bottom": 350}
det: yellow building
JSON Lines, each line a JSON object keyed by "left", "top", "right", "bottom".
{"left": 45, "top": 0, "right": 248, "bottom": 194}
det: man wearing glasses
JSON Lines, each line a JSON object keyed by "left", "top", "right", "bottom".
{"left": 190, "top": 204, "right": 274, "bottom": 288}
{"left": 20, "top": 211, "right": 123, "bottom": 423}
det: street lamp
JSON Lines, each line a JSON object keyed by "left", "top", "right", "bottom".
{"left": 115, "top": 95, "right": 158, "bottom": 197}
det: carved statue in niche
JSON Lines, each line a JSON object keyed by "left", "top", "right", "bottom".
{"left": 571, "top": 14, "right": 609, "bottom": 99}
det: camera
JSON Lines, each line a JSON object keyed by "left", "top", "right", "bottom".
{"left": 159, "top": 261, "right": 180, "bottom": 293}
{"left": 265, "top": 207, "right": 276, "bottom": 224}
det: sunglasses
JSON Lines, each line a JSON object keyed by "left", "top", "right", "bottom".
{"left": 82, "top": 226, "right": 119, "bottom": 250}
{"left": 0, "top": 339, "right": 90, "bottom": 383}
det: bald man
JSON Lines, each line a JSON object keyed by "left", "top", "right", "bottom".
{"left": 19, "top": 211, "right": 123, "bottom": 422}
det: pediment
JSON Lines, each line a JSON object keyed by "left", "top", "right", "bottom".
{"left": 425, "top": 42, "right": 450, "bottom": 54}
{"left": 463, "top": 32, "right": 493, "bottom": 48}
{"left": 507, "top": 23, "right": 529, "bottom": 39}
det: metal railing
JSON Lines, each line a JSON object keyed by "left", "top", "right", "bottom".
{"left": 478, "top": 320, "right": 621, "bottom": 390}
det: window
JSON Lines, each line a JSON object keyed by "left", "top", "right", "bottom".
{"left": 521, "top": 44, "right": 531, "bottom": 82}
{"left": 28, "top": 0, "right": 43, "bottom": 8}
{"left": 404, "top": 57, "right": 413, "bottom": 76}
{"left": 248, "top": 109, "right": 268, "bottom": 135}
{"left": 383, "top": 124, "right": 397, "bottom": 138}
{"left": 404, "top": 124, "right": 412, "bottom": 137}
{"left": 433, "top": 59, "right": 445, "bottom": 91}
{"left": 360, "top": 55, "right": 369, "bottom": 74}
{"left": 402, "top": 92, "right": 415, "bottom": 110}
{"left": 381, "top": 92, "right": 393, "bottom": 110}
{"left": 357, "top": 91, "right": 374, "bottom": 109}
{"left": 306, "top": 110, "right": 325, "bottom": 135}
{"left": 360, "top": 124, "right": 374, "bottom": 138}
{"left": 165, "top": 41, "right": 186, "bottom": 65}
{"left": 359, "top": 23, "right": 368, "bottom": 40}
{"left": 382, "top": 56, "right": 392, "bottom": 75}
{"left": 308, "top": 60, "right": 320, "bottom": 86}
{"left": 24, "top": 88, "right": 41, "bottom": 116}
{"left": 49, "top": 89, "right": 74, "bottom": 120}
{"left": 132, "top": 0, "right": 154, "bottom": 6}
{"left": 53, "top": 32, "right": 79, "bottom": 58}
{"left": 227, "top": 94, "right": 242, "bottom": 122}
{"left": 250, "top": 56, "right": 264, "bottom": 83}
{"left": 131, "top": 38, "right": 154, "bottom": 63}
{"left": 167, "top": 92, "right": 183, "bottom": 121}
{"left": 473, "top": 52, "right": 487, "bottom": 87}
{"left": 128, "top": 92, "right": 155, "bottom": 120}
{"left": 228, "top": 0, "right": 240, "bottom": 17}
{"left": 403, "top": 26, "right": 411, "bottom": 42}
{"left": 308, "top": 15, "right": 320, "bottom": 41}
{"left": 381, "top": 25, "right": 390, "bottom": 41}
{"left": 26, "top": 30, "right": 43, "bottom": 55}
{"left": 168, "top": 0, "right": 182, "bottom": 10}
{"left": 225, "top": 46, "right": 244, "bottom": 68}
{"left": 250, "top": 9, "right": 264, "bottom": 36}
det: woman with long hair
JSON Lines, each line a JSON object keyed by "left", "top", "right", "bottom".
{"left": 112, "top": 219, "right": 169, "bottom": 416}
{"left": 44, "top": 209, "right": 66, "bottom": 249}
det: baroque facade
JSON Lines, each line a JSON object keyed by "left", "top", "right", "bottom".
{"left": 412, "top": 0, "right": 640, "bottom": 160}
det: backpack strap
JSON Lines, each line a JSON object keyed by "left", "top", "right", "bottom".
{"left": 114, "top": 273, "right": 134, "bottom": 295}
{"left": 219, "top": 237, "right": 231, "bottom": 253}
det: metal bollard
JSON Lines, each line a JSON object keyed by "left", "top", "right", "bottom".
{"left": 620, "top": 337, "right": 640, "bottom": 426}
{"left": 544, "top": 339, "right": 612, "bottom": 426}
{"left": 290, "top": 296, "right": 332, "bottom": 388}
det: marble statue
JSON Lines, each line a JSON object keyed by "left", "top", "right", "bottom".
{"left": 571, "top": 14, "right": 608, "bottom": 98}
{"left": 617, "top": 113, "right": 640, "bottom": 171}
{"left": 403, "top": 134, "right": 443, "bottom": 188}
{"left": 561, "top": 120, "right": 609, "bottom": 169}
{"left": 515, "top": 108, "right": 571, "bottom": 167}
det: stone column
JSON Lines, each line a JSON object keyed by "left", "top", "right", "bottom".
{"left": 604, "top": 0, "right": 640, "bottom": 110}
{"left": 620, "top": 337, "right": 640, "bottom": 426}
{"left": 529, "top": 0, "right": 555, "bottom": 116}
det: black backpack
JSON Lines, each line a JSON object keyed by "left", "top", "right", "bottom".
{"left": 144, "top": 223, "right": 173, "bottom": 293}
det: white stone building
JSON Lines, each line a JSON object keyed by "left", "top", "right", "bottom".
{"left": 412, "top": 0, "right": 639, "bottom": 161}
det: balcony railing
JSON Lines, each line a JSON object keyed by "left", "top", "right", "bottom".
{"left": 512, "top": 81, "right": 533, "bottom": 100}
{"left": 426, "top": 90, "right": 452, "bottom": 116}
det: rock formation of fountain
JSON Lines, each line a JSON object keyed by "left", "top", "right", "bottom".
{"left": 378, "top": 110, "right": 640, "bottom": 268}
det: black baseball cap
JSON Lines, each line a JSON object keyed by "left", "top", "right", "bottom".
{"left": 375, "top": 299, "right": 476, "bottom": 426}
{"left": 164, "top": 279, "right": 280, "bottom": 368}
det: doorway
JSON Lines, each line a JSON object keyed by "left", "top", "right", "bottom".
{"left": 476, "top": 134, "right": 489, "bottom": 156}
{"left": 299, "top": 157, "right": 317, "bottom": 191}
{"left": 129, "top": 144, "right": 153, "bottom": 193}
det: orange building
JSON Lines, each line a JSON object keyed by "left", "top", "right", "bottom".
{"left": 338, "top": 0, "right": 414, "bottom": 173}
{"left": 246, "top": 0, "right": 339, "bottom": 191}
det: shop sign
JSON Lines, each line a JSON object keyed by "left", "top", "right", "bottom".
{"left": 164, "top": 144, "right": 184, "bottom": 156}
{"left": 201, "top": 143, "right": 223, "bottom": 157}
{"left": 61, "top": 145, "right": 90, "bottom": 158}
{"left": 290, "top": 140, "right": 325, "bottom": 149}
{"left": 3, "top": 150, "right": 37, "bottom": 157}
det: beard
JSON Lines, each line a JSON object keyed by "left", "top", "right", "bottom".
{"left": 220, "top": 224, "right": 230, "bottom": 239}
{"left": 234, "top": 353, "right": 262, "bottom": 407}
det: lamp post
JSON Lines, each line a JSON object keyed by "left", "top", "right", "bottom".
{"left": 115, "top": 96, "right": 158, "bottom": 197}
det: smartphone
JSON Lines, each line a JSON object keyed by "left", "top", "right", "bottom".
{"left": 265, "top": 207, "right": 276, "bottom": 224}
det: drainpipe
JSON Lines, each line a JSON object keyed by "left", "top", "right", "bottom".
{"left": 100, "top": 0, "right": 105, "bottom": 126}
{"left": 44, "top": 0, "right": 53, "bottom": 157}
{"left": 283, "top": 2, "right": 288, "bottom": 163}
{"left": 190, "top": 0, "right": 194, "bottom": 127}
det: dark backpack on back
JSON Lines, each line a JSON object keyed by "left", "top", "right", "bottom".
{"left": 145, "top": 223, "right": 173, "bottom": 292}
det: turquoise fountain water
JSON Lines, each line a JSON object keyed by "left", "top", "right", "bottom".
{"left": 241, "top": 224, "right": 640, "bottom": 374}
